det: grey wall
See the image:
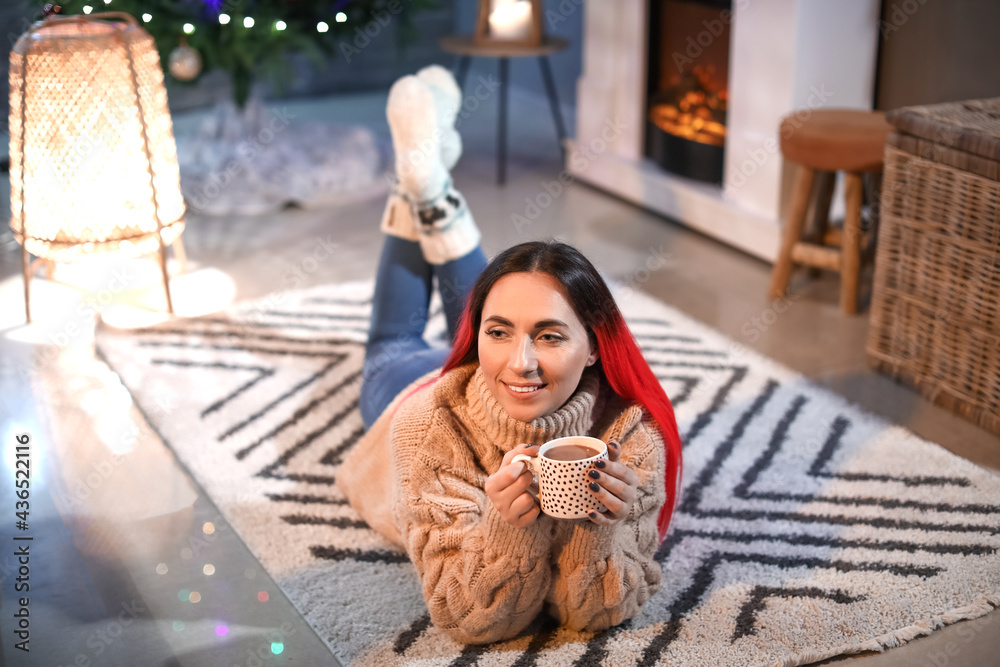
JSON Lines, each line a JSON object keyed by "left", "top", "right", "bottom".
{"left": 876, "top": 0, "right": 1000, "bottom": 110}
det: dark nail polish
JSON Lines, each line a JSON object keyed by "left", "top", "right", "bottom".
{"left": 589, "top": 512, "right": 597, "bottom": 519}
{"left": 595, "top": 459, "right": 606, "bottom": 469}
{"left": 588, "top": 470, "right": 600, "bottom": 479}
{"left": 589, "top": 481, "right": 600, "bottom": 492}
{"left": 609, "top": 441, "right": 619, "bottom": 449}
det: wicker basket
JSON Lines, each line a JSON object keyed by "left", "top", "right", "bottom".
{"left": 867, "top": 98, "right": 1000, "bottom": 435}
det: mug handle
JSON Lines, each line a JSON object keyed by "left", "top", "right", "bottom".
{"left": 510, "top": 453, "right": 540, "bottom": 477}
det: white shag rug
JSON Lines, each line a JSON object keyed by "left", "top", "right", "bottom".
{"left": 94, "top": 281, "right": 1000, "bottom": 667}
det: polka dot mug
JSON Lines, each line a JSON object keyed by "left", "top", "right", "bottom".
{"left": 511, "top": 436, "right": 609, "bottom": 519}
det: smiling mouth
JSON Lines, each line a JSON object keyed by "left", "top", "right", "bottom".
{"left": 503, "top": 382, "right": 546, "bottom": 395}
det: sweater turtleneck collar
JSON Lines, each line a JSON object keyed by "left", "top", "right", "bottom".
{"left": 464, "top": 365, "right": 603, "bottom": 449}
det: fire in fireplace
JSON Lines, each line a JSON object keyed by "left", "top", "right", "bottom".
{"left": 650, "top": 67, "right": 727, "bottom": 146}
{"left": 646, "top": 0, "right": 732, "bottom": 184}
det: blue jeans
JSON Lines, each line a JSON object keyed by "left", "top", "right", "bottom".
{"left": 360, "top": 236, "right": 487, "bottom": 428}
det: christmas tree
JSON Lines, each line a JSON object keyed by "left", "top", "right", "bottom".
{"left": 43, "top": 0, "right": 438, "bottom": 107}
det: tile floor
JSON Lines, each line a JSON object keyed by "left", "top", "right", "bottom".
{"left": 0, "top": 88, "right": 997, "bottom": 666}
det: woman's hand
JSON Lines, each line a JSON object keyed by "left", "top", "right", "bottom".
{"left": 586, "top": 441, "right": 638, "bottom": 526}
{"left": 486, "top": 444, "right": 541, "bottom": 528}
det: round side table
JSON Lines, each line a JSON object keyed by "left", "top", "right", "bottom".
{"left": 439, "top": 35, "right": 569, "bottom": 185}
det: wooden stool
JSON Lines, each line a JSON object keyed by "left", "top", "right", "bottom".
{"left": 768, "top": 109, "right": 892, "bottom": 314}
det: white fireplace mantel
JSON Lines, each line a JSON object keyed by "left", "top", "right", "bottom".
{"left": 569, "top": 0, "right": 881, "bottom": 262}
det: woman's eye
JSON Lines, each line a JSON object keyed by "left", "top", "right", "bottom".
{"left": 539, "top": 333, "right": 563, "bottom": 342}
{"left": 485, "top": 329, "right": 506, "bottom": 339}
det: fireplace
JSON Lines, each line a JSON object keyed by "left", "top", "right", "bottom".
{"left": 646, "top": 0, "right": 730, "bottom": 184}
{"left": 569, "top": 0, "right": 881, "bottom": 262}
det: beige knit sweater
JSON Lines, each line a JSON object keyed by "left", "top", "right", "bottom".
{"left": 337, "top": 363, "right": 666, "bottom": 644}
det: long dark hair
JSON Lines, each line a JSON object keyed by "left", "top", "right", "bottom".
{"left": 440, "top": 241, "right": 683, "bottom": 540}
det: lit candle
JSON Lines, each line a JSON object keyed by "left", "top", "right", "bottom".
{"left": 489, "top": 0, "right": 532, "bottom": 41}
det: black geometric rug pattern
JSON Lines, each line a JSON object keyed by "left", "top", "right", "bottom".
{"left": 95, "top": 281, "right": 1000, "bottom": 667}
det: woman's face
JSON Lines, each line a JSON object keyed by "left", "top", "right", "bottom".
{"left": 478, "top": 272, "right": 598, "bottom": 423}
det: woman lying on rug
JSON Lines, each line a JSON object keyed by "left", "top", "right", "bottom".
{"left": 337, "top": 66, "right": 683, "bottom": 645}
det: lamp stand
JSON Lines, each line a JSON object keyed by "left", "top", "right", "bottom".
{"left": 21, "top": 242, "right": 31, "bottom": 324}
{"left": 20, "top": 239, "right": 184, "bottom": 324}
{"left": 157, "top": 234, "right": 175, "bottom": 315}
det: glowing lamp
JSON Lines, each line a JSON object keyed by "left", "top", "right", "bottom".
{"left": 475, "top": 0, "right": 543, "bottom": 48}
{"left": 8, "top": 12, "right": 186, "bottom": 321}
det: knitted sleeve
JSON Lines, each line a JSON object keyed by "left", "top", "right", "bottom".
{"left": 392, "top": 406, "right": 554, "bottom": 645}
{"left": 546, "top": 407, "right": 665, "bottom": 631}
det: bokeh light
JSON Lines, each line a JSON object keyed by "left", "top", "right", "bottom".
{"left": 189, "top": 591, "right": 202, "bottom": 604}
{"left": 177, "top": 589, "right": 190, "bottom": 602}
{"left": 156, "top": 563, "right": 168, "bottom": 575}
{"left": 172, "top": 621, "right": 185, "bottom": 632}
{"left": 203, "top": 522, "right": 215, "bottom": 535}
{"left": 257, "top": 591, "right": 269, "bottom": 602}
{"left": 203, "top": 564, "right": 216, "bottom": 576}
{"left": 215, "top": 625, "right": 229, "bottom": 637}
{"left": 271, "top": 642, "right": 284, "bottom": 655}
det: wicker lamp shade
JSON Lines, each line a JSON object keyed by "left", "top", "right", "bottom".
{"left": 8, "top": 12, "right": 185, "bottom": 318}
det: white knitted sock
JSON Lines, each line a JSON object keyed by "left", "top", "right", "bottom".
{"left": 385, "top": 75, "right": 447, "bottom": 243}
{"left": 414, "top": 180, "right": 481, "bottom": 265}
{"left": 416, "top": 65, "right": 462, "bottom": 171}
{"left": 385, "top": 70, "right": 477, "bottom": 259}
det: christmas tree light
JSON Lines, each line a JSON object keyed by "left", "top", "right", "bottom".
{"left": 44, "top": 0, "right": 439, "bottom": 108}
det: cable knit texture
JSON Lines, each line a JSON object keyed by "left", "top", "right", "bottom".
{"left": 337, "top": 363, "right": 666, "bottom": 644}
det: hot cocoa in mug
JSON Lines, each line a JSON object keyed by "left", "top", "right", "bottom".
{"left": 543, "top": 442, "right": 602, "bottom": 461}
{"left": 512, "top": 436, "right": 609, "bottom": 519}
